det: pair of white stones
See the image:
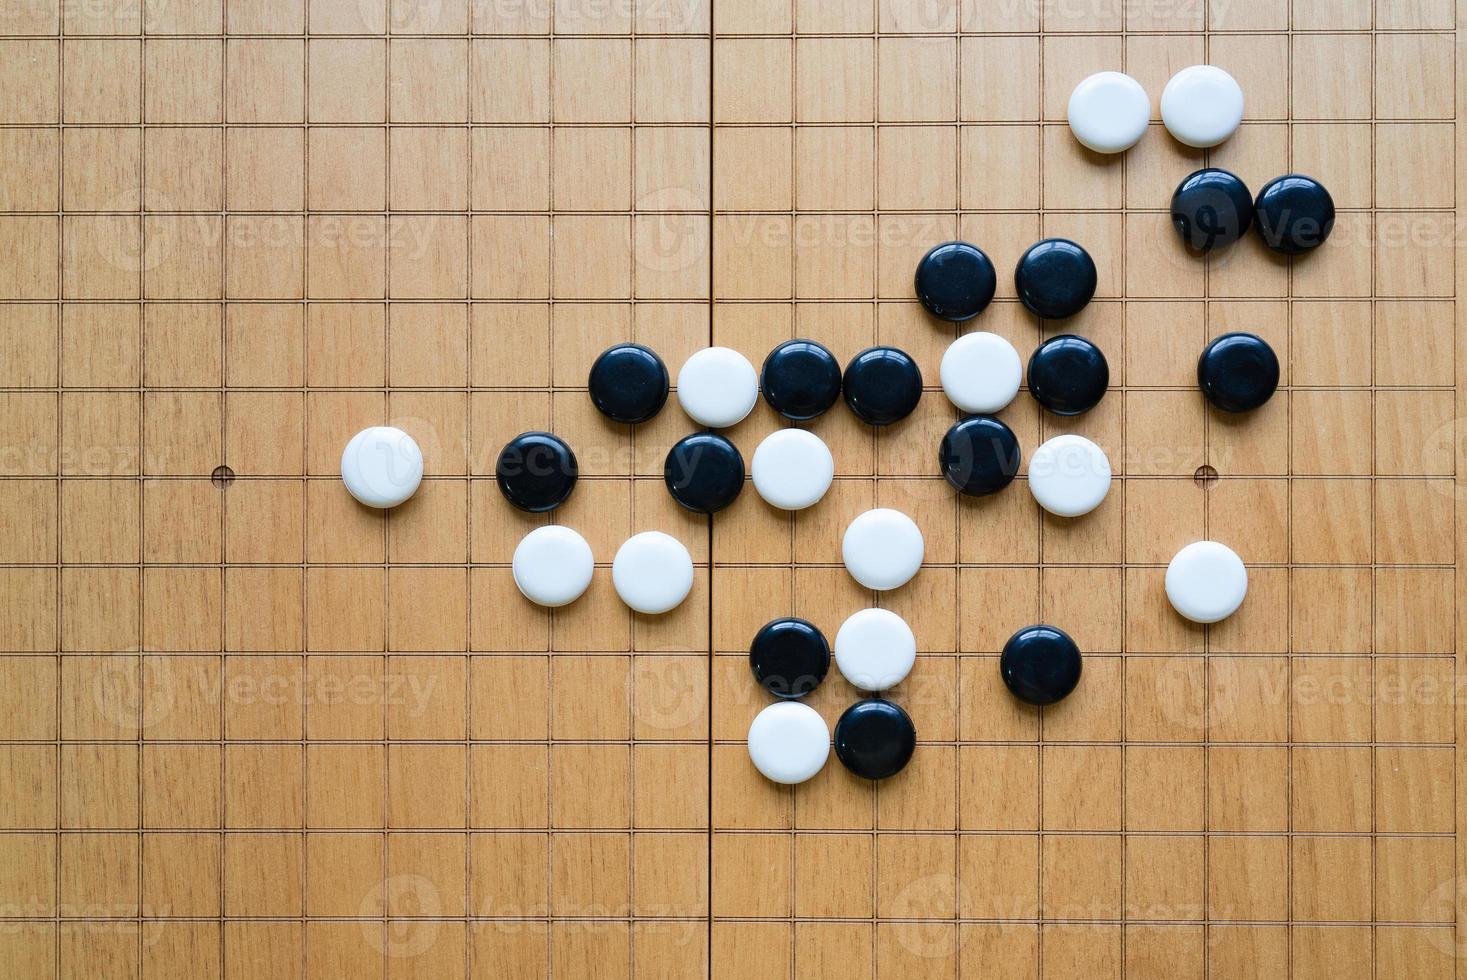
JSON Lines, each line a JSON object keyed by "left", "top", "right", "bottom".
{"left": 1068, "top": 65, "right": 1243, "bottom": 154}
{"left": 513, "top": 527, "right": 694, "bottom": 614}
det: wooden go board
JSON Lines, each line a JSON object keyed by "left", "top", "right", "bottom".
{"left": 0, "top": 0, "right": 1462, "bottom": 977}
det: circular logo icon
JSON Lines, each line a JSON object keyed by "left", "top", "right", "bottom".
{"left": 359, "top": 874, "right": 443, "bottom": 959}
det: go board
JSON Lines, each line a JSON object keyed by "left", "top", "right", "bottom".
{"left": 0, "top": 0, "right": 1461, "bottom": 977}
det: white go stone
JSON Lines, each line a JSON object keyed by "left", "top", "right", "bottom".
{"left": 1067, "top": 71, "right": 1150, "bottom": 153}
{"left": 612, "top": 531, "right": 694, "bottom": 615}
{"left": 1165, "top": 541, "right": 1248, "bottom": 623}
{"left": 842, "top": 508, "right": 924, "bottom": 592}
{"left": 939, "top": 331, "right": 1023, "bottom": 415}
{"left": 341, "top": 426, "right": 423, "bottom": 508}
{"left": 1160, "top": 65, "right": 1244, "bottom": 148}
{"left": 747, "top": 701, "right": 830, "bottom": 784}
{"left": 834, "top": 608, "right": 917, "bottom": 692}
{"left": 511, "top": 526, "right": 594, "bottom": 608}
{"left": 676, "top": 347, "right": 759, "bottom": 428}
{"left": 1027, "top": 434, "right": 1112, "bottom": 518}
{"left": 750, "top": 428, "right": 835, "bottom": 510}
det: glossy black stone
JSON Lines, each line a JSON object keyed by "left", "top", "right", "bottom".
{"left": 761, "top": 339, "right": 842, "bottom": 421}
{"left": 939, "top": 416, "right": 1020, "bottom": 497}
{"left": 1171, "top": 168, "right": 1254, "bottom": 252}
{"left": 496, "top": 432, "right": 578, "bottom": 512}
{"left": 663, "top": 432, "right": 745, "bottom": 514}
{"left": 749, "top": 618, "right": 830, "bottom": 699}
{"left": 1001, "top": 624, "right": 1083, "bottom": 706}
{"left": 833, "top": 698, "right": 916, "bottom": 780}
{"left": 587, "top": 343, "right": 669, "bottom": 424}
{"left": 1198, "top": 332, "right": 1279, "bottom": 413}
{"left": 1014, "top": 239, "right": 1097, "bottom": 320}
{"left": 1254, "top": 174, "right": 1335, "bottom": 255}
{"left": 843, "top": 346, "right": 923, "bottom": 426}
{"left": 1028, "top": 335, "right": 1109, "bottom": 416}
{"left": 914, "top": 240, "right": 997, "bottom": 322}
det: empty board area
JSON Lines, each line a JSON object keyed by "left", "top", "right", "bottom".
{"left": 0, "top": 1, "right": 1461, "bottom": 979}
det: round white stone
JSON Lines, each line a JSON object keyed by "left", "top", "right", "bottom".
{"left": 834, "top": 608, "right": 917, "bottom": 692}
{"left": 676, "top": 347, "right": 759, "bottom": 428}
{"left": 1160, "top": 65, "right": 1244, "bottom": 148}
{"left": 1067, "top": 71, "right": 1150, "bottom": 154}
{"left": 842, "top": 508, "right": 924, "bottom": 592}
{"left": 1165, "top": 541, "right": 1248, "bottom": 623}
{"left": 612, "top": 531, "right": 694, "bottom": 615}
{"left": 341, "top": 426, "right": 424, "bottom": 508}
{"left": 939, "top": 331, "right": 1023, "bottom": 415}
{"left": 512, "top": 526, "right": 594, "bottom": 608}
{"left": 750, "top": 428, "right": 835, "bottom": 511}
{"left": 747, "top": 701, "right": 830, "bottom": 784}
{"left": 1028, "top": 434, "right": 1112, "bottom": 518}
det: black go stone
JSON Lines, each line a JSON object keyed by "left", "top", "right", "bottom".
{"left": 1014, "top": 238, "right": 1097, "bottom": 320}
{"left": 761, "top": 339, "right": 842, "bottom": 421}
{"left": 1170, "top": 168, "right": 1254, "bottom": 253}
{"left": 587, "top": 343, "right": 669, "bottom": 424}
{"left": 843, "top": 346, "right": 922, "bottom": 426}
{"left": 833, "top": 698, "right": 916, "bottom": 780}
{"left": 939, "top": 416, "right": 1020, "bottom": 497}
{"left": 1001, "top": 624, "right": 1083, "bottom": 706}
{"left": 1028, "top": 334, "right": 1109, "bottom": 416}
{"left": 663, "top": 431, "right": 745, "bottom": 514}
{"left": 749, "top": 618, "right": 830, "bottom": 699}
{"left": 1254, "top": 174, "right": 1335, "bottom": 255}
{"left": 914, "top": 240, "right": 997, "bottom": 322}
{"left": 496, "top": 432, "right": 578, "bottom": 512}
{"left": 1198, "top": 332, "right": 1280, "bottom": 413}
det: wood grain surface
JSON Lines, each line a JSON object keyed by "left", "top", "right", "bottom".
{"left": 0, "top": 0, "right": 1461, "bottom": 977}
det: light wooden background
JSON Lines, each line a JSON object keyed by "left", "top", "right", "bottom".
{"left": 0, "top": 0, "right": 1461, "bottom": 977}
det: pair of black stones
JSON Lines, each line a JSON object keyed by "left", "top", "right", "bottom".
{"left": 492, "top": 427, "right": 744, "bottom": 514}
{"left": 1171, "top": 169, "right": 1335, "bottom": 256}
{"left": 915, "top": 238, "right": 1098, "bottom": 322}
{"left": 751, "top": 618, "right": 916, "bottom": 780}
{"left": 760, "top": 339, "right": 921, "bottom": 427}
